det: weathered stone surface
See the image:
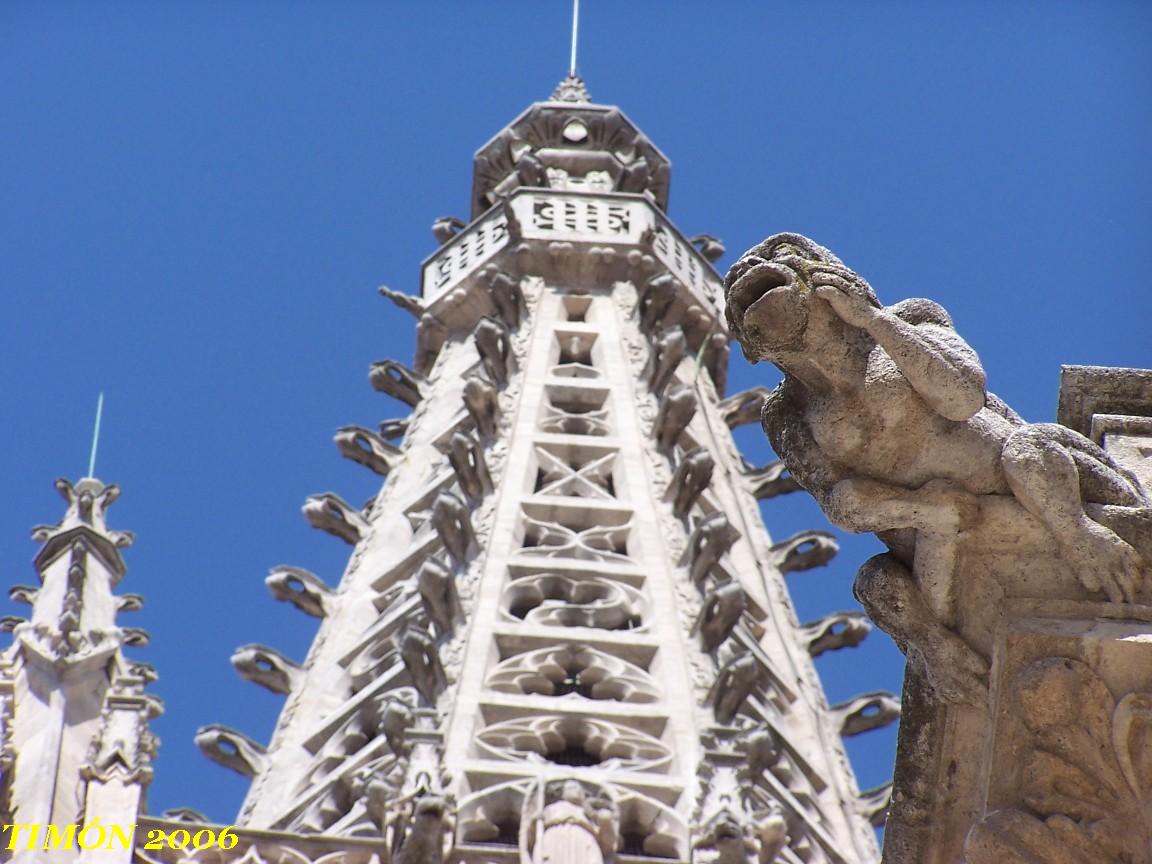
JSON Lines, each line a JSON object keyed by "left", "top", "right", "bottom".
{"left": 724, "top": 231, "right": 1152, "bottom": 863}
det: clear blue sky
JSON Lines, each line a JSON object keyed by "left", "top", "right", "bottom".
{"left": 2, "top": 1, "right": 1149, "bottom": 823}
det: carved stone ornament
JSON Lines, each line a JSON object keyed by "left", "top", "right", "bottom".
{"left": 447, "top": 431, "right": 491, "bottom": 502}
{"left": 517, "top": 779, "right": 618, "bottom": 864}
{"left": 689, "top": 233, "right": 726, "bottom": 263}
{"left": 369, "top": 359, "right": 426, "bottom": 407}
{"left": 723, "top": 232, "right": 1151, "bottom": 699}
{"left": 462, "top": 374, "right": 500, "bottom": 438}
{"left": 646, "top": 327, "right": 688, "bottom": 397}
{"left": 687, "top": 512, "right": 741, "bottom": 587}
{"left": 394, "top": 794, "right": 451, "bottom": 864}
{"left": 303, "top": 492, "right": 369, "bottom": 545}
{"left": 400, "top": 628, "right": 447, "bottom": 705}
{"left": 431, "top": 215, "right": 466, "bottom": 244}
{"left": 415, "top": 312, "right": 448, "bottom": 375}
{"left": 481, "top": 265, "right": 527, "bottom": 330}
{"left": 379, "top": 284, "right": 424, "bottom": 317}
{"left": 474, "top": 316, "right": 513, "bottom": 388}
{"left": 669, "top": 446, "right": 716, "bottom": 519}
{"left": 474, "top": 715, "right": 672, "bottom": 772}
{"left": 231, "top": 643, "right": 302, "bottom": 694}
{"left": 741, "top": 458, "right": 801, "bottom": 501}
{"left": 831, "top": 691, "right": 901, "bottom": 737}
{"left": 965, "top": 657, "right": 1152, "bottom": 864}
{"left": 638, "top": 273, "right": 676, "bottom": 335}
{"left": 266, "top": 565, "right": 332, "bottom": 618}
{"left": 334, "top": 425, "right": 403, "bottom": 477}
{"left": 768, "top": 529, "right": 838, "bottom": 574}
{"left": 430, "top": 490, "right": 475, "bottom": 566}
{"left": 485, "top": 643, "right": 660, "bottom": 703}
{"left": 696, "top": 582, "right": 746, "bottom": 653}
{"left": 195, "top": 724, "right": 267, "bottom": 778}
{"left": 502, "top": 571, "right": 645, "bottom": 630}
{"left": 701, "top": 331, "right": 730, "bottom": 397}
{"left": 416, "top": 558, "right": 458, "bottom": 637}
{"left": 799, "top": 611, "right": 871, "bottom": 657}
{"left": 707, "top": 653, "right": 762, "bottom": 725}
{"left": 655, "top": 382, "right": 697, "bottom": 452}
{"left": 717, "top": 386, "right": 772, "bottom": 430}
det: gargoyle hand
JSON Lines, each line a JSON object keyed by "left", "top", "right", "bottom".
{"left": 810, "top": 266, "right": 879, "bottom": 330}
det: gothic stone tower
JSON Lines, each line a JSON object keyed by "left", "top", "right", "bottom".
{"left": 0, "top": 79, "right": 889, "bottom": 864}
{"left": 220, "top": 77, "right": 886, "bottom": 864}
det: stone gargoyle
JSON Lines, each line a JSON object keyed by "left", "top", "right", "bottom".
{"left": 723, "top": 232, "right": 1151, "bottom": 704}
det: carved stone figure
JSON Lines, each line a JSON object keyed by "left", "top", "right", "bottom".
{"left": 527, "top": 779, "right": 618, "bottom": 864}
{"left": 194, "top": 725, "right": 266, "bottom": 778}
{"left": 448, "top": 431, "right": 491, "bottom": 501}
{"left": 799, "top": 611, "right": 871, "bottom": 657}
{"left": 696, "top": 582, "right": 746, "bottom": 652}
{"left": 416, "top": 559, "right": 458, "bottom": 637}
{"left": 473, "top": 317, "right": 512, "bottom": 388}
{"left": 740, "top": 726, "right": 782, "bottom": 780}
{"left": 302, "top": 492, "right": 369, "bottom": 545}
{"left": 462, "top": 375, "right": 500, "bottom": 438}
{"left": 231, "top": 643, "right": 302, "bottom": 694}
{"left": 379, "top": 417, "right": 410, "bottom": 441}
{"left": 669, "top": 446, "right": 715, "bottom": 518}
{"left": 689, "top": 234, "right": 726, "bottom": 263}
{"left": 394, "top": 795, "right": 449, "bottom": 864}
{"left": 768, "top": 530, "right": 839, "bottom": 574}
{"left": 482, "top": 266, "right": 526, "bottom": 330}
{"left": 378, "top": 285, "right": 424, "bottom": 318}
{"left": 742, "top": 459, "right": 801, "bottom": 500}
{"left": 369, "top": 360, "right": 425, "bottom": 407}
{"left": 655, "top": 383, "right": 697, "bottom": 452}
{"left": 400, "top": 629, "right": 447, "bottom": 705}
{"left": 724, "top": 232, "right": 1151, "bottom": 704}
{"left": 832, "top": 692, "right": 901, "bottom": 737}
{"left": 638, "top": 273, "right": 676, "bottom": 335}
{"left": 718, "top": 387, "right": 772, "bottom": 429}
{"left": 515, "top": 150, "right": 548, "bottom": 188}
{"left": 701, "top": 331, "right": 730, "bottom": 397}
{"left": 688, "top": 512, "right": 740, "bottom": 586}
{"left": 754, "top": 804, "right": 789, "bottom": 864}
{"left": 430, "top": 490, "right": 475, "bottom": 566}
{"left": 265, "top": 565, "right": 332, "bottom": 617}
{"left": 431, "top": 215, "right": 466, "bottom": 244}
{"left": 415, "top": 313, "right": 448, "bottom": 375}
{"left": 334, "top": 425, "right": 402, "bottom": 477}
{"left": 646, "top": 327, "right": 687, "bottom": 396}
{"left": 693, "top": 808, "right": 759, "bottom": 864}
{"left": 708, "top": 653, "right": 761, "bottom": 725}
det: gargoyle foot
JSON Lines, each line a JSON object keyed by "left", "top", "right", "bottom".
{"left": 1066, "top": 517, "right": 1144, "bottom": 604}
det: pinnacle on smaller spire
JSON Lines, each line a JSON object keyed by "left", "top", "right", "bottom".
{"left": 552, "top": 74, "right": 591, "bottom": 103}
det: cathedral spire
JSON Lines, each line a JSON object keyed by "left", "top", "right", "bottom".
{"left": 1, "top": 477, "right": 160, "bottom": 855}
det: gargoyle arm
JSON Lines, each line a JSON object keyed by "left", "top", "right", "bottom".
{"left": 866, "top": 314, "right": 987, "bottom": 422}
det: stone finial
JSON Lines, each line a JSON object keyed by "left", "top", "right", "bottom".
{"left": 551, "top": 74, "right": 591, "bottom": 103}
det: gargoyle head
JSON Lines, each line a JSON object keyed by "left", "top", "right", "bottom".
{"left": 724, "top": 232, "right": 876, "bottom": 362}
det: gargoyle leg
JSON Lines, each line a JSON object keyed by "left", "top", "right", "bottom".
{"left": 1002, "top": 424, "right": 1145, "bottom": 603}
{"left": 854, "top": 553, "right": 988, "bottom": 705}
